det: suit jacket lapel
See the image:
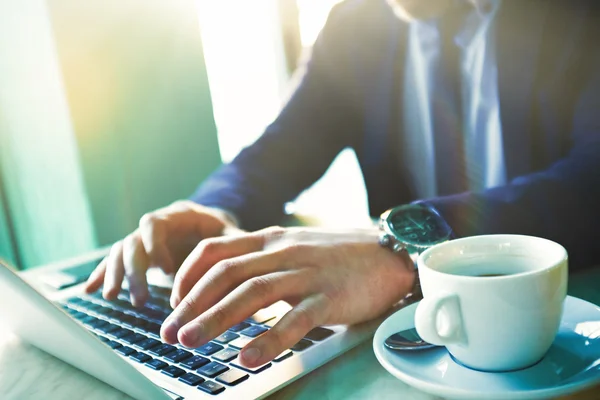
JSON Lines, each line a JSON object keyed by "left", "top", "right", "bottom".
{"left": 496, "top": 1, "right": 548, "bottom": 179}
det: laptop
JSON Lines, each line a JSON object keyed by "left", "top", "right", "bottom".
{"left": 0, "top": 254, "right": 377, "bottom": 400}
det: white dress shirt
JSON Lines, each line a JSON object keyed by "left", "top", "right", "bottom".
{"left": 400, "top": 0, "right": 506, "bottom": 198}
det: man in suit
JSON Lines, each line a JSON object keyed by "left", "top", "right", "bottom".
{"left": 87, "top": 0, "right": 600, "bottom": 367}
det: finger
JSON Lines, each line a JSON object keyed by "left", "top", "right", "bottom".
{"left": 102, "top": 242, "right": 125, "bottom": 300}
{"left": 122, "top": 233, "right": 150, "bottom": 307}
{"left": 163, "top": 249, "right": 289, "bottom": 342}
{"left": 170, "top": 232, "right": 270, "bottom": 308}
{"left": 239, "top": 295, "right": 328, "bottom": 367}
{"left": 174, "top": 270, "right": 312, "bottom": 348}
{"left": 139, "top": 212, "right": 175, "bottom": 275}
{"left": 138, "top": 201, "right": 212, "bottom": 274}
{"left": 84, "top": 259, "right": 107, "bottom": 294}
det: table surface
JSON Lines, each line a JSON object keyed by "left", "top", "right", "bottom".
{"left": 1, "top": 253, "right": 600, "bottom": 400}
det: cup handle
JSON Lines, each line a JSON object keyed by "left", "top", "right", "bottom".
{"left": 414, "top": 292, "right": 466, "bottom": 346}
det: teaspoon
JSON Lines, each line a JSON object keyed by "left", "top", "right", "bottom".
{"left": 384, "top": 328, "right": 439, "bottom": 351}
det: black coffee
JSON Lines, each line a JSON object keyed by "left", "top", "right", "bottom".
{"left": 475, "top": 273, "right": 508, "bottom": 277}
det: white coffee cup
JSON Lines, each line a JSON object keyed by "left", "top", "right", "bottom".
{"left": 414, "top": 234, "right": 568, "bottom": 372}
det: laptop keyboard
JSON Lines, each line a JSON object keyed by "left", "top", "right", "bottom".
{"left": 60, "top": 285, "right": 335, "bottom": 396}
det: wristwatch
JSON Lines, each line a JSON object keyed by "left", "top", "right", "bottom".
{"left": 378, "top": 203, "right": 453, "bottom": 301}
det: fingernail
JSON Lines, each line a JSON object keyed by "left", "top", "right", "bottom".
{"left": 163, "top": 316, "right": 178, "bottom": 331}
{"left": 159, "top": 319, "right": 177, "bottom": 344}
{"left": 242, "top": 347, "right": 262, "bottom": 365}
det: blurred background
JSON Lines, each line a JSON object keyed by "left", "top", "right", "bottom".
{"left": 0, "top": 0, "right": 369, "bottom": 270}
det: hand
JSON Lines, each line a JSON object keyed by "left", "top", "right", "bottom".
{"left": 84, "top": 200, "right": 241, "bottom": 306}
{"left": 161, "top": 227, "right": 416, "bottom": 367}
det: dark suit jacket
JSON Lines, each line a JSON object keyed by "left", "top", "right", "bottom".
{"left": 192, "top": 0, "right": 600, "bottom": 269}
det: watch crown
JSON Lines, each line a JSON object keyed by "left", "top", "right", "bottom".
{"left": 379, "top": 233, "right": 391, "bottom": 248}
{"left": 392, "top": 242, "right": 406, "bottom": 253}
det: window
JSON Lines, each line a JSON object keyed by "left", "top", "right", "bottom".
{"left": 199, "top": 1, "right": 370, "bottom": 226}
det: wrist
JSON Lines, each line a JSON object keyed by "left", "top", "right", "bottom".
{"left": 397, "top": 249, "right": 420, "bottom": 303}
{"left": 378, "top": 241, "right": 418, "bottom": 305}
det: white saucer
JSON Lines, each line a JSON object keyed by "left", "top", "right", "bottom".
{"left": 373, "top": 296, "right": 600, "bottom": 400}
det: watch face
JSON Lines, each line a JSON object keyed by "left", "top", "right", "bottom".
{"left": 388, "top": 205, "right": 452, "bottom": 247}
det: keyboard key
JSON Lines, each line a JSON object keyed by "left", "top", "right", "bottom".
{"left": 111, "top": 298, "right": 137, "bottom": 311}
{"left": 104, "top": 309, "right": 124, "bottom": 320}
{"left": 178, "top": 372, "right": 205, "bottom": 386}
{"left": 273, "top": 350, "right": 293, "bottom": 362}
{"left": 98, "top": 323, "right": 121, "bottom": 334}
{"left": 214, "top": 331, "right": 239, "bottom": 344}
{"left": 164, "top": 349, "right": 193, "bottom": 363}
{"left": 129, "top": 317, "right": 150, "bottom": 330}
{"left": 84, "top": 302, "right": 103, "bottom": 311}
{"left": 88, "top": 318, "right": 109, "bottom": 329}
{"left": 116, "top": 346, "right": 136, "bottom": 356}
{"left": 71, "top": 311, "right": 87, "bottom": 320}
{"left": 139, "top": 308, "right": 168, "bottom": 322}
{"left": 181, "top": 355, "right": 210, "bottom": 370}
{"left": 64, "top": 306, "right": 79, "bottom": 314}
{"left": 109, "top": 328, "right": 134, "bottom": 339}
{"left": 148, "top": 285, "right": 172, "bottom": 298}
{"left": 96, "top": 335, "right": 110, "bottom": 343}
{"left": 105, "top": 310, "right": 127, "bottom": 322}
{"left": 117, "top": 292, "right": 132, "bottom": 302}
{"left": 291, "top": 339, "right": 314, "bottom": 351}
{"left": 106, "top": 340, "right": 123, "bottom": 350}
{"left": 130, "top": 352, "right": 152, "bottom": 363}
{"left": 122, "top": 332, "right": 147, "bottom": 345}
{"left": 81, "top": 315, "right": 99, "bottom": 326}
{"left": 228, "top": 336, "right": 253, "bottom": 350}
{"left": 117, "top": 313, "right": 137, "bottom": 327}
{"left": 240, "top": 325, "right": 268, "bottom": 338}
{"left": 145, "top": 298, "right": 172, "bottom": 313}
{"left": 96, "top": 306, "right": 114, "bottom": 316}
{"left": 143, "top": 322, "right": 161, "bottom": 337}
{"left": 162, "top": 365, "right": 186, "bottom": 378}
{"left": 194, "top": 342, "right": 223, "bottom": 356}
{"left": 212, "top": 348, "right": 239, "bottom": 363}
{"left": 66, "top": 297, "right": 85, "bottom": 305}
{"left": 197, "top": 361, "right": 229, "bottom": 378}
{"left": 146, "top": 359, "right": 168, "bottom": 370}
{"left": 228, "top": 322, "right": 251, "bottom": 333}
{"left": 231, "top": 358, "right": 271, "bottom": 373}
{"left": 305, "top": 327, "right": 335, "bottom": 341}
{"left": 148, "top": 344, "right": 177, "bottom": 357}
{"left": 134, "top": 338, "right": 161, "bottom": 351}
{"left": 198, "top": 380, "right": 225, "bottom": 395}
{"left": 216, "top": 369, "right": 249, "bottom": 386}
{"left": 245, "top": 310, "right": 276, "bottom": 324}
{"left": 264, "top": 316, "right": 283, "bottom": 328}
